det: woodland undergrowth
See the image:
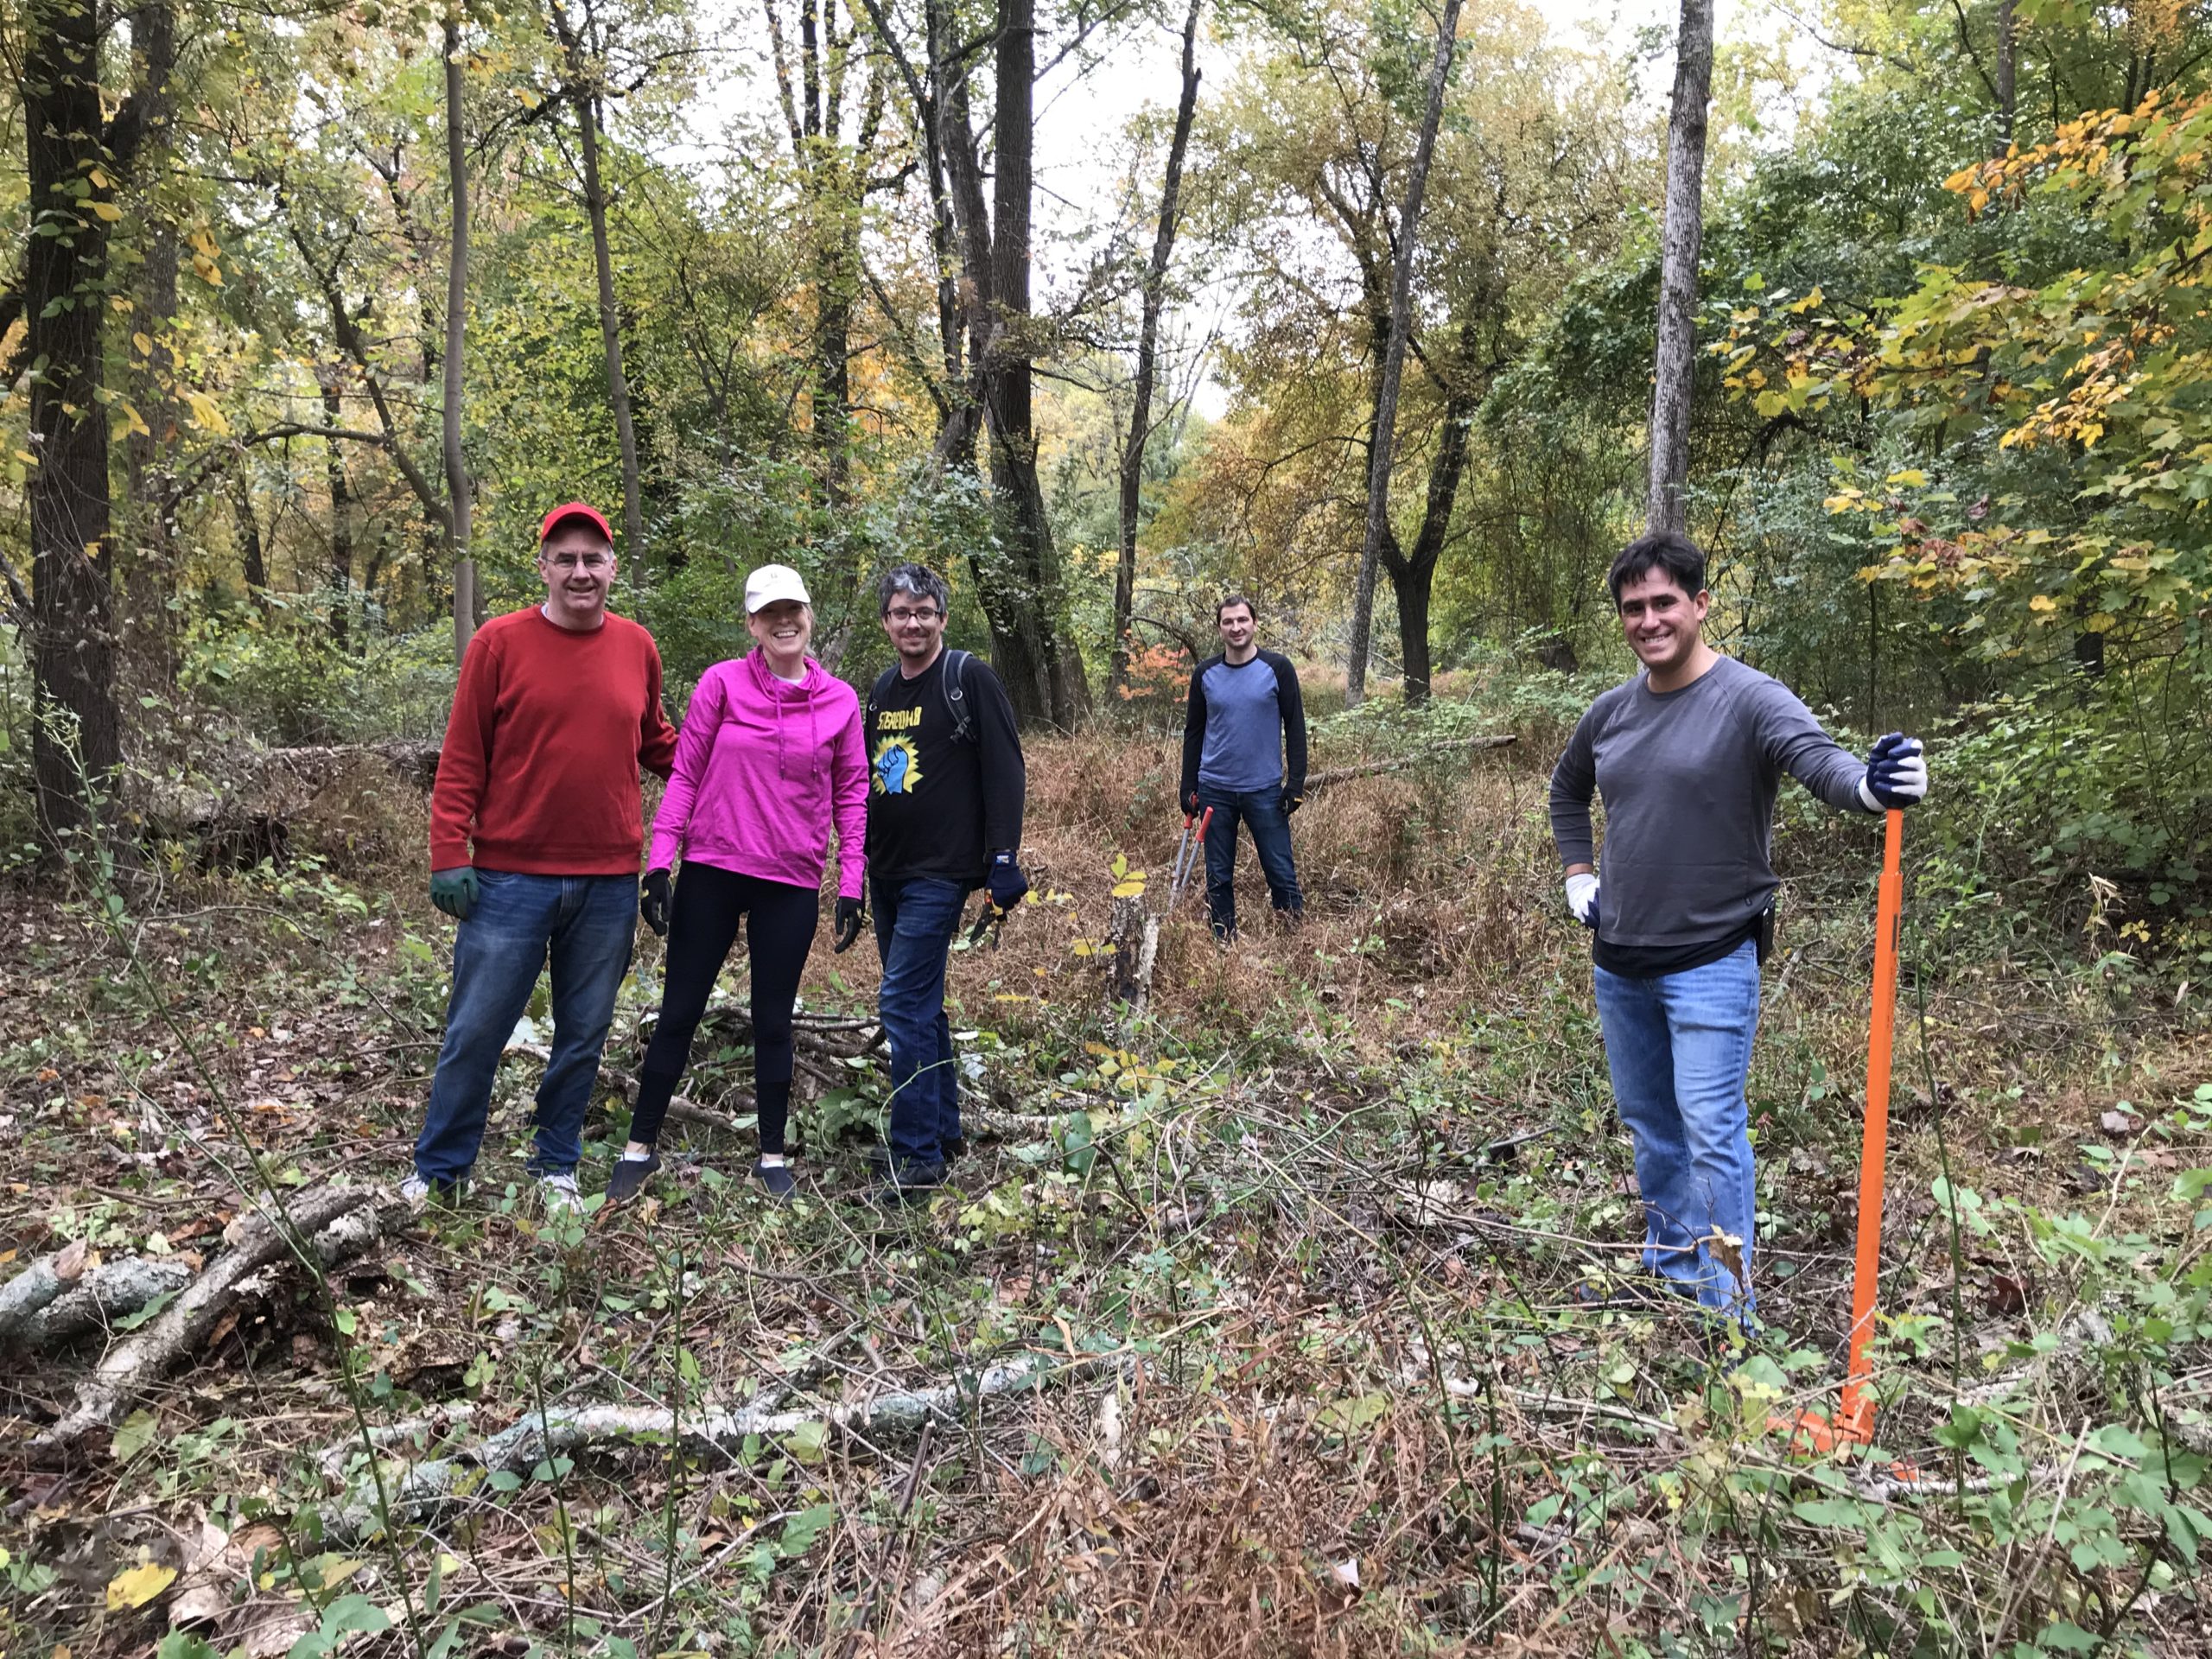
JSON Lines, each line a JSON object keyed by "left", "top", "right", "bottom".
{"left": 3, "top": 690, "right": 2209, "bottom": 1658}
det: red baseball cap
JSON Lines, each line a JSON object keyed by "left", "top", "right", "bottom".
{"left": 539, "top": 500, "right": 613, "bottom": 546}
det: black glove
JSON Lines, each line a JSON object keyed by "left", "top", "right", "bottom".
{"left": 1182, "top": 788, "right": 1201, "bottom": 817}
{"left": 640, "top": 868, "right": 671, "bottom": 937}
{"left": 986, "top": 851, "right": 1029, "bottom": 911}
{"left": 833, "top": 894, "right": 864, "bottom": 953}
{"left": 1280, "top": 790, "right": 1304, "bottom": 817}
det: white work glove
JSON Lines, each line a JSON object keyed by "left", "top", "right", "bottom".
{"left": 1857, "top": 733, "right": 1929, "bottom": 811}
{"left": 1565, "top": 872, "right": 1600, "bottom": 930}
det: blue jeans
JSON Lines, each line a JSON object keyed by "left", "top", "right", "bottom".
{"left": 1198, "top": 785, "right": 1303, "bottom": 937}
{"left": 415, "top": 871, "right": 637, "bottom": 1184}
{"left": 871, "top": 874, "right": 969, "bottom": 1167}
{"left": 1592, "top": 940, "right": 1762, "bottom": 1317}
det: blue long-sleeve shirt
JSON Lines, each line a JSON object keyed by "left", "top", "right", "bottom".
{"left": 1181, "top": 652, "right": 1307, "bottom": 799}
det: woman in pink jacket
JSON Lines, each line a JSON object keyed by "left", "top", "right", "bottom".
{"left": 609, "top": 563, "right": 868, "bottom": 1203}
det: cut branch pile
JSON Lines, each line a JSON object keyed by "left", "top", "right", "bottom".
{"left": 317, "top": 1352, "right": 1121, "bottom": 1542}
{"left": 31, "top": 1185, "right": 388, "bottom": 1452}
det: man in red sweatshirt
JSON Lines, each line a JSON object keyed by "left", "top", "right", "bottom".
{"left": 408, "top": 502, "right": 678, "bottom": 1212}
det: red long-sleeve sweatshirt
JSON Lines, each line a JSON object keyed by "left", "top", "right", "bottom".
{"left": 429, "top": 607, "right": 679, "bottom": 875}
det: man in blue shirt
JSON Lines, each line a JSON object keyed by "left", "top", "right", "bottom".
{"left": 1179, "top": 596, "right": 1308, "bottom": 938}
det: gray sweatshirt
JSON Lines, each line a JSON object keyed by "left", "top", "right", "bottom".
{"left": 1548, "top": 655, "right": 1872, "bottom": 950}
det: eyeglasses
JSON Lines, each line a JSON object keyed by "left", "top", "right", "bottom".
{"left": 886, "top": 607, "right": 942, "bottom": 625}
{"left": 544, "top": 552, "right": 610, "bottom": 572}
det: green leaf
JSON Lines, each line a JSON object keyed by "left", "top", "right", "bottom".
{"left": 777, "top": 1503, "right": 835, "bottom": 1558}
{"left": 786, "top": 1420, "right": 828, "bottom": 1464}
{"left": 2037, "top": 1621, "right": 2101, "bottom": 1653}
{"left": 112, "top": 1409, "right": 160, "bottom": 1463}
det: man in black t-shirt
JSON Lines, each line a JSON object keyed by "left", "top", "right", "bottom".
{"left": 862, "top": 563, "right": 1027, "bottom": 1199}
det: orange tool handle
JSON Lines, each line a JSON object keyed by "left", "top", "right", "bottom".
{"left": 1198, "top": 806, "right": 1214, "bottom": 837}
{"left": 1840, "top": 808, "right": 1905, "bottom": 1441}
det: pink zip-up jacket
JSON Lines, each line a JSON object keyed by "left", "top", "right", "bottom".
{"left": 646, "top": 651, "right": 868, "bottom": 899}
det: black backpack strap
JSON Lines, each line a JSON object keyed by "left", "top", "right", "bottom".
{"left": 867, "top": 666, "right": 898, "bottom": 729}
{"left": 942, "top": 648, "right": 975, "bottom": 744}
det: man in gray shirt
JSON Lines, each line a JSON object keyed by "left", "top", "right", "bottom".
{"left": 1180, "top": 595, "right": 1308, "bottom": 938}
{"left": 1549, "top": 530, "right": 1928, "bottom": 1321}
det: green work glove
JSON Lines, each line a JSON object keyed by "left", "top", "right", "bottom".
{"left": 430, "top": 866, "right": 480, "bottom": 922}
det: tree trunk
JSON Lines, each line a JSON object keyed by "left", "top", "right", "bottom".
{"left": 442, "top": 13, "right": 477, "bottom": 661}
{"left": 1646, "top": 0, "right": 1713, "bottom": 535}
{"left": 1381, "top": 315, "right": 1481, "bottom": 707}
{"left": 1344, "top": 0, "right": 1461, "bottom": 710}
{"left": 233, "top": 476, "right": 269, "bottom": 598}
{"left": 982, "top": 0, "right": 1088, "bottom": 730}
{"left": 1994, "top": 0, "right": 2015, "bottom": 154}
{"left": 121, "top": 1, "right": 180, "bottom": 690}
{"left": 321, "top": 372, "right": 355, "bottom": 645}
{"left": 26, "top": 0, "right": 125, "bottom": 843}
{"left": 1114, "top": 0, "right": 1202, "bottom": 698}
{"left": 552, "top": 1, "right": 645, "bottom": 574}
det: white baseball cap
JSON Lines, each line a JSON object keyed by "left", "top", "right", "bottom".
{"left": 745, "top": 563, "right": 812, "bottom": 613}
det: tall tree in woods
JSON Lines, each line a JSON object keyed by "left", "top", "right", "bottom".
{"left": 1114, "top": 0, "right": 1203, "bottom": 697}
{"left": 549, "top": 0, "right": 649, "bottom": 574}
{"left": 860, "top": 0, "right": 1090, "bottom": 729}
{"left": 763, "top": 0, "right": 891, "bottom": 654}
{"left": 121, "top": 1, "right": 181, "bottom": 685}
{"left": 22, "top": 0, "right": 163, "bottom": 839}
{"left": 1344, "top": 0, "right": 1460, "bottom": 709}
{"left": 443, "top": 10, "right": 479, "bottom": 659}
{"left": 1646, "top": 0, "right": 1712, "bottom": 533}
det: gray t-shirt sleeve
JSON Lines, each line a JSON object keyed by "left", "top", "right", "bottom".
{"left": 1739, "top": 677, "right": 1872, "bottom": 814}
{"left": 1548, "top": 701, "right": 1602, "bottom": 869}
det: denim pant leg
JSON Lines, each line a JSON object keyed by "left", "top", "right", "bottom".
{"left": 529, "top": 874, "right": 638, "bottom": 1175}
{"left": 1592, "top": 963, "right": 1703, "bottom": 1290}
{"left": 1656, "top": 941, "right": 1763, "bottom": 1315}
{"left": 1240, "top": 789, "right": 1304, "bottom": 914}
{"left": 1198, "top": 789, "right": 1243, "bottom": 937}
{"left": 416, "top": 872, "right": 560, "bottom": 1185}
{"left": 874, "top": 876, "right": 965, "bottom": 1166}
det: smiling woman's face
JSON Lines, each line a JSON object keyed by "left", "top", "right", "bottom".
{"left": 749, "top": 599, "right": 813, "bottom": 657}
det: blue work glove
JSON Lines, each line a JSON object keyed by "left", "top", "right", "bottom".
{"left": 833, "top": 894, "right": 865, "bottom": 953}
{"left": 429, "top": 866, "right": 479, "bottom": 922}
{"left": 640, "top": 868, "right": 671, "bottom": 937}
{"left": 985, "top": 851, "right": 1029, "bottom": 912}
{"left": 1857, "top": 733, "right": 1929, "bottom": 811}
{"left": 1565, "top": 871, "right": 1600, "bottom": 931}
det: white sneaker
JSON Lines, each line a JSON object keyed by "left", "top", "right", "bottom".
{"left": 538, "top": 1170, "right": 583, "bottom": 1217}
{"left": 399, "top": 1173, "right": 472, "bottom": 1209}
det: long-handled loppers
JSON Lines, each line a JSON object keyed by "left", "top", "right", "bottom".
{"left": 1168, "top": 807, "right": 1213, "bottom": 910}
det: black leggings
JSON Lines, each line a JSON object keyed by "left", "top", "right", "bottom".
{"left": 634, "top": 864, "right": 818, "bottom": 1154}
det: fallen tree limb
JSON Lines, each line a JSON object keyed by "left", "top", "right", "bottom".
{"left": 1305, "top": 734, "right": 1516, "bottom": 793}
{"left": 35, "top": 1186, "right": 385, "bottom": 1452}
{"left": 0, "top": 1240, "right": 92, "bottom": 1347}
{"left": 12, "top": 1258, "right": 197, "bottom": 1351}
{"left": 319, "top": 1351, "right": 1118, "bottom": 1542}
{"left": 503, "top": 1039, "right": 756, "bottom": 1136}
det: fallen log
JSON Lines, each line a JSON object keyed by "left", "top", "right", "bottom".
{"left": 6, "top": 1258, "right": 197, "bottom": 1352}
{"left": 1304, "top": 733, "right": 1516, "bottom": 793}
{"left": 318, "top": 1351, "right": 1118, "bottom": 1542}
{"left": 0, "top": 1239, "right": 92, "bottom": 1347}
{"left": 503, "top": 1039, "right": 756, "bottom": 1137}
{"left": 35, "top": 1186, "right": 385, "bottom": 1452}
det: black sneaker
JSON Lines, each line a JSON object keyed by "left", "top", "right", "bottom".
{"left": 604, "top": 1152, "right": 661, "bottom": 1205}
{"left": 753, "top": 1159, "right": 797, "bottom": 1201}
{"left": 870, "top": 1160, "right": 945, "bottom": 1206}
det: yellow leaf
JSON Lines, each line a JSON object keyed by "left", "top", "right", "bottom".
{"left": 105, "top": 1562, "right": 175, "bottom": 1611}
{"left": 1110, "top": 879, "right": 1147, "bottom": 899}
{"left": 182, "top": 391, "right": 231, "bottom": 435}
{"left": 131, "top": 331, "right": 153, "bottom": 356}
{"left": 188, "top": 226, "right": 219, "bottom": 259}
{"left": 191, "top": 255, "right": 224, "bottom": 287}
{"left": 88, "top": 200, "right": 123, "bottom": 223}
{"left": 2028, "top": 594, "right": 2057, "bottom": 612}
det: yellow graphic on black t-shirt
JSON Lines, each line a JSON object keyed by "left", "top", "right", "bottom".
{"left": 873, "top": 734, "right": 922, "bottom": 796}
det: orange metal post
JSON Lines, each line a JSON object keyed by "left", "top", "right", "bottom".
{"left": 1839, "top": 808, "right": 1905, "bottom": 1440}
